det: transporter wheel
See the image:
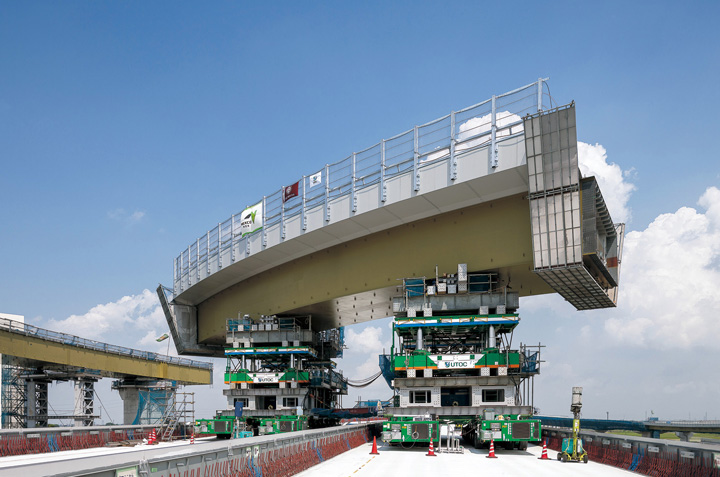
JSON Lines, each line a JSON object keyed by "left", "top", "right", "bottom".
{"left": 519, "top": 442, "right": 528, "bottom": 451}
{"left": 561, "top": 453, "right": 568, "bottom": 463}
{"left": 557, "top": 453, "right": 562, "bottom": 461}
{"left": 583, "top": 454, "right": 589, "bottom": 464}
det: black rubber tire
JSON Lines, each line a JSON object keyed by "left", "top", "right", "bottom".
{"left": 583, "top": 454, "right": 589, "bottom": 463}
{"left": 557, "top": 453, "right": 562, "bottom": 461}
{"left": 561, "top": 453, "right": 568, "bottom": 463}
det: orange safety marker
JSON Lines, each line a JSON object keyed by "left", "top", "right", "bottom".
{"left": 486, "top": 438, "right": 497, "bottom": 458}
{"left": 190, "top": 432, "right": 195, "bottom": 444}
{"left": 538, "top": 439, "right": 549, "bottom": 460}
{"left": 370, "top": 436, "right": 379, "bottom": 455}
{"left": 538, "top": 439, "right": 550, "bottom": 460}
{"left": 426, "top": 439, "right": 437, "bottom": 457}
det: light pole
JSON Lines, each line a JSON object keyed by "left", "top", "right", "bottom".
{"left": 156, "top": 333, "right": 172, "bottom": 429}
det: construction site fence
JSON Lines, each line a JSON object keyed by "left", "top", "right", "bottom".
{"left": 544, "top": 432, "right": 720, "bottom": 477}
{"left": 0, "top": 424, "right": 165, "bottom": 457}
{"left": 84, "top": 422, "right": 377, "bottom": 477}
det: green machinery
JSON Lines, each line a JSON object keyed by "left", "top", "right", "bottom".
{"left": 558, "top": 387, "right": 589, "bottom": 463}
{"left": 194, "top": 414, "right": 253, "bottom": 440}
{"left": 475, "top": 410, "right": 540, "bottom": 450}
{"left": 379, "top": 265, "right": 543, "bottom": 450}
{"left": 255, "top": 415, "right": 309, "bottom": 436}
{"left": 195, "top": 413, "right": 309, "bottom": 439}
{"left": 381, "top": 416, "right": 440, "bottom": 446}
{"left": 222, "top": 315, "right": 346, "bottom": 416}
{"left": 382, "top": 411, "right": 539, "bottom": 449}
{"left": 196, "top": 314, "right": 347, "bottom": 439}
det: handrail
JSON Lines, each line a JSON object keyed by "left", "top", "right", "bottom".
{"left": 174, "top": 79, "right": 550, "bottom": 292}
{"left": 0, "top": 317, "right": 212, "bottom": 370}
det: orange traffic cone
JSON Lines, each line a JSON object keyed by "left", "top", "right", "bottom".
{"left": 370, "top": 436, "right": 379, "bottom": 455}
{"left": 426, "top": 439, "right": 437, "bottom": 457}
{"left": 538, "top": 439, "right": 549, "bottom": 460}
{"left": 486, "top": 438, "right": 497, "bottom": 458}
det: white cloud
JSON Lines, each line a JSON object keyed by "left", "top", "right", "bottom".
{"left": 344, "top": 326, "right": 385, "bottom": 354}
{"left": 603, "top": 186, "right": 720, "bottom": 349}
{"left": 578, "top": 142, "right": 635, "bottom": 224}
{"left": 457, "top": 111, "right": 521, "bottom": 150}
{"left": 355, "top": 355, "right": 381, "bottom": 378}
{"left": 107, "top": 208, "right": 146, "bottom": 225}
{"left": 46, "top": 289, "right": 165, "bottom": 343}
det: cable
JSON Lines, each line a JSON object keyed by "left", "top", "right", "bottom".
{"left": 344, "top": 371, "right": 382, "bottom": 384}
{"left": 344, "top": 372, "right": 383, "bottom": 388}
{"left": 95, "top": 392, "right": 116, "bottom": 425}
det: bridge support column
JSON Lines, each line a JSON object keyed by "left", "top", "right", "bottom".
{"left": 114, "top": 379, "right": 176, "bottom": 425}
{"left": 25, "top": 379, "right": 49, "bottom": 428}
{"left": 675, "top": 431, "right": 693, "bottom": 442}
{"left": 74, "top": 379, "right": 96, "bottom": 426}
{"left": 117, "top": 386, "right": 141, "bottom": 425}
{"left": 641, "top": 430, "right": 661, "bottom": 439}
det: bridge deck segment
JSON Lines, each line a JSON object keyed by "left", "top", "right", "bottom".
{"left": 0, "top": 317, "right": 212, "bottom": 384}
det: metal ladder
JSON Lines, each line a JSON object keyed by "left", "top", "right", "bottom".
{"left": 159, "top": 391, "right": 195, "bottom": 441}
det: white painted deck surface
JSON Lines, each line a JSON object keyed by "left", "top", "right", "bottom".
{"left": 296, "top": 441, "right": 635, "bottom": 477}
{"left": 0, "top": 437, "right": 212, "bottom": 477}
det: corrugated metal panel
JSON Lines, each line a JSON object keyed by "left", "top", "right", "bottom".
{"left": 524, "top": 104, "right": 623, "bottom": 310}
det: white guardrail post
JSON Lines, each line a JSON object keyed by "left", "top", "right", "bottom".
{"left": 450, "top": 111, "right": 457, "bottom": 181}
{"left": 231, "top": 214, "right": 236, "bottom": 262}
{"left": 413, "top": 125, "right": 420, "bottom": 191}
{"left": 380, "top": 139, "right": 387, "bottom": 202}
{"left": 281, "top": 187, "right": 286, "bottom": 239}
{"left": 302, "top": 175, "right": 307, "bottom": 230}
{"left": 218, "top": 223, "right": 222, "bottom": 268}
{"left": 351, "top": 152, "right": 357, "bottom": 213}
{"left": 538, "top": 77, "right": 544, "bottom": 111}
{"left": 491, "top": 95, "right": 498, "bottom": 169}
{"left": 262, "top": 196, "right": 267, "bottom": 248}
{"left": 324, "top": 164, "right": 330, "bottom": 222}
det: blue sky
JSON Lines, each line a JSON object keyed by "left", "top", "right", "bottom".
{"left": 1, "top": 2, "right": 719, "bottom": 423}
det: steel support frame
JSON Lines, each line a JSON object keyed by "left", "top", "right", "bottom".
{"left": 2, "top": 363, "right": 26, "bottom": 429}
{"left": 74, "top": 379, "right": 96, "bottom": 427}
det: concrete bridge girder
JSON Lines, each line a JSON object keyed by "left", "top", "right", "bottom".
{"left": 170, "top": 103, "right": 623, "bottom": 355}
{"left": 196, "top": 190, "right": 551, "bottom": 346}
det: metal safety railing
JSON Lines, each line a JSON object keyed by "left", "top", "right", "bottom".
{"left": 174, "top": 79, "right": 553, "bottom": 293}
{"left": 0, "top": 316, "right": 212, "bottom": 370}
